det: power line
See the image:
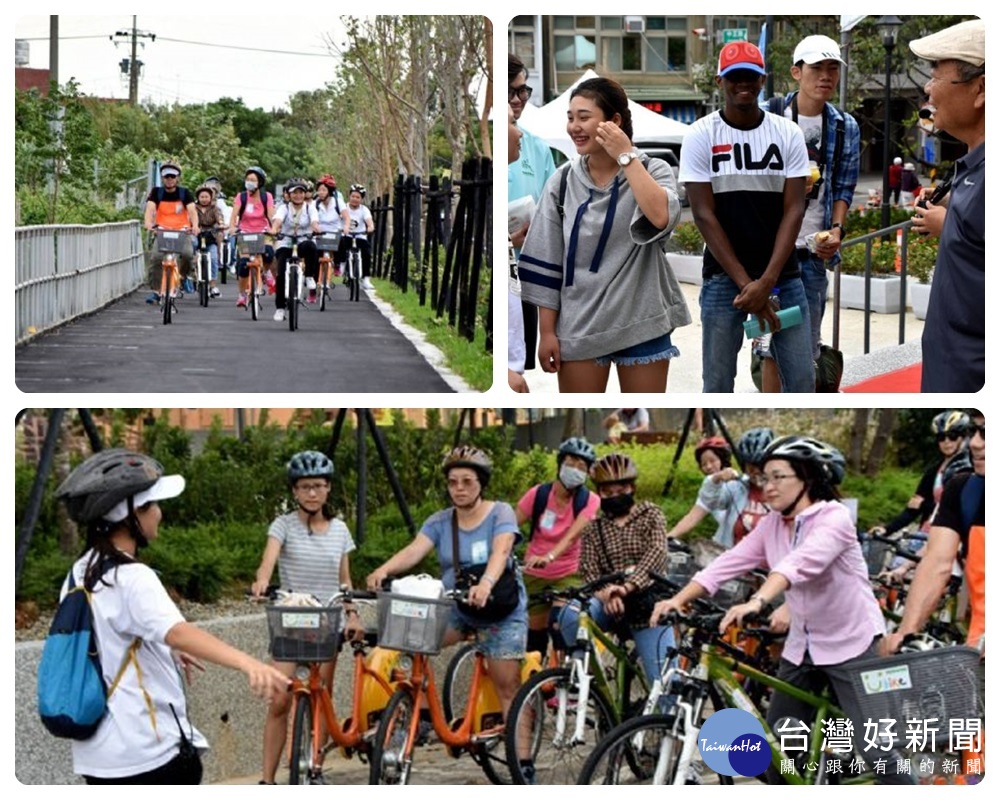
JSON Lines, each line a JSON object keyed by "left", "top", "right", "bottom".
{"left": 155, "top": 35, "right": 333, "bottom": 58}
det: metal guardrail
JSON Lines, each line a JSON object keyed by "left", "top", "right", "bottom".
{"left": 15, "top": 222, "right": 146, "bottom": 344}
{"left": 832, "top": 220, "right": 917, "bottom": 355}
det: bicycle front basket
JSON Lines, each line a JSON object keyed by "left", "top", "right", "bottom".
{"left": 315, "top": 233, "right": 342, "bottom": 252}
{"left": 376, "top": 592, "right": 453, "bottom": 655}
{"left": 841, "top": 646, "right": 985, "bottom": 750}
{"left": 155, "top": 230, "right": 188, "bottom": 253}
{"left": 266, "top": 605, "right": 342, "bottom": 662}
{"left": 237, "top": 233, "right": 267, "bottom": 255}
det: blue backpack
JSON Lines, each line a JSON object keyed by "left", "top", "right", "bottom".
{"left": 37, "top": 560, "right": 139, "bottom": 740}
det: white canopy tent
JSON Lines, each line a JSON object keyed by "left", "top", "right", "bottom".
{"left": 517, "top": 69, "right": 691, "bottom": 159}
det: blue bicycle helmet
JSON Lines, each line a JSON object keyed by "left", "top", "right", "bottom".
{"left": 735, "top": 427, "right": 775, "bottom": 467}
{"left": 558, "top": 436, "right": 597, "bottom": 466}
{"left": 287, "top": 450, "right": 334, "bottom": 484}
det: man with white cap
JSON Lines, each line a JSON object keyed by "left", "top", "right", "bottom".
{"left": 761, "top": 34, "right": 860, "bottom": 392}
{"left": 680, "top": 41, "right": 813, "bottom": 393}
{"left": 909, "top": 18, "right": 984, "bottom": 393}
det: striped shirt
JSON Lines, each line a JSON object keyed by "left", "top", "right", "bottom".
{"left": 268, "top": 513, "right": 355, "bottom": 602}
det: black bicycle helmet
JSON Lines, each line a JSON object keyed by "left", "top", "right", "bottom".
{"left": 762, "top": 436, "right": 847, "bottom": 486}
{"left": 931, "top": 410, "right": 971, "bottom": 436}
{"left": 56, "top": 449, "right": 163, "bottom": 524}
{"left": 349, "top": 183, "right": 366, "bottom": 198}
{"left": 442, "top": 446, "right": 492, "bottom": 487}
{"left": 245, "top": 166, "right": 267, "bottom": 187}
{"left": 590, "top": 453, "right": 638, "bottom": 485}
{"left": 735, "top": 427, "right": 775, "bottom": 467}
{"left": 558, "top": 436, "right": 597, "bottom": 467}
{"left": 286, "top": 177, "right": 308, "bottom": 193}
{"left": 287, "top": 451, "right": 334, "bottom": 485}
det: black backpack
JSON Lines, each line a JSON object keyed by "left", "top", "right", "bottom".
{"left": 767, "top": 94, "right": 845, "bottom": 185}
{"left": 236, "top": 190, "right": 274, "bottom": 226}
{"left": 555, "top": 159, "right": 652, "bottom": 220}
{"left": 529, "top": 482, "right": 591, "bottom": 538}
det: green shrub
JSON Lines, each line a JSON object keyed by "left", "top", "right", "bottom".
{"left": 905, "top": 236, "right": 938, "bottom": 284}
{"left": 839, "top": 239, "right": 897, "bottom": 276}
{"left": 670, "top": 221, "right": 705, "bottom": 254}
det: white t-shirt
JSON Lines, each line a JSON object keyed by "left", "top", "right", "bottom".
{"left": 314, "top": 194, "right": 347, "bottom": 233}
{"left": 788, "top": 110, "right": 826, "bottom": 244}
{"left": 65, "top": 553, "right": 208, "bottom": 779}
{"left": 346, "top": 204, "right": 373, "bottom": 241}
{"left": 273, "top": 202, "right": 318, "bottom": 248}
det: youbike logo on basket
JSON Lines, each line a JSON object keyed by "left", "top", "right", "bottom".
{"left": 697, "top": 708, "right": 771, "bottom": 777}
{"left": 860, "top": 665, "right": 913, "bottom": 695}
{"left": 391, "top": 599, "right": 430, "bottom": 619}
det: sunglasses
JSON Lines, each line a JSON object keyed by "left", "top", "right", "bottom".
{"left": 508, "top": 85, "right": 533, "bottom": 102}
{"left": 970, "top": 424, "right": 985, "bottom": 440}
{"left": 937, "top": 432, "right": 965, "bottom": 442}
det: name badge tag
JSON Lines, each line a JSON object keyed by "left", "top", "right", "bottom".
{"left": 540, "top": 510, "right": 557, "bottom": 530}
{"left": 246, "top": 202, "right": 255, "bottom": 213}
{"left": 470, "top": 540, "right": 489, "bottom": 565}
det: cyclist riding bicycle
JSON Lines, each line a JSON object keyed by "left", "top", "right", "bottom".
{"left": 229, "top": 166, "right": 276, "bottom": 308}
{"left": 313, "top": 174, "right": 350, "bottom": 280}
{"left": 269, "top": 177, "right": 320, "bottom": 321}
{"left": 339, "top": 183, "right": 375, "bottom": 290}
{"left": 651, "top": 436, "right": 912, "bottom": 784}
{"left": 557, "top": 453, "right": 676, "bottom": 689}
{"left": 366, "top": 446, "right": 527, "bottom": 722}
{"left": 250, "top": 450, "right": 363, "bottom": 785}
{"left": 515, "top": 437, "right": 601, "bottom": 658}
{"left": 193, "top": 184, "right": 225, "bottom": 298}
{"left": 143, "top": 160, "right": 199, "bottom": 303}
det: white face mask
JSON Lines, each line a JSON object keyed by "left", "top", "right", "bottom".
{"left": 559, "top": 465, "right": 588, "bottom": 490}
{"left": 245, "top": 181, "right": 258, "bottom": 192}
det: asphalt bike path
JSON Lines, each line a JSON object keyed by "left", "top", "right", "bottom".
{"left": 15, "top": 283, "right": 457, "bottom": 393}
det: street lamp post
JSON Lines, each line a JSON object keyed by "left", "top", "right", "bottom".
{"left": 878, "top": 16, "right": 903, "bottom": 235}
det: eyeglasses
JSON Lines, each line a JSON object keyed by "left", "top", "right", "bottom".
{"left": 971, "top": 424, "right": 985, "bottom": 440}
{"left": 295, "top": 482, "right": 330, "bottom": 494}
{"left": 937, "top": 432, "right": 965, "bottom": 442}
{"left": 761, "top": 472, "right": 799, "bottom": 486}
{"left": 508, "top": 85, "right": 533, "bottom": 102}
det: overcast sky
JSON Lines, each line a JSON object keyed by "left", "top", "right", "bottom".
{"left": 14, "top": 15, "right": 350, "bottom": 110}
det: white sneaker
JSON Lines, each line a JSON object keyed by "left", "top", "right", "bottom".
{"left": 273, "top": 309, "right": 285, "bottom": 322}
{"left": 361, "top": 277, "right": 374, "bottom": 290}
{"left": 306, "top": 277, "right": 317, "bottom": 290}
{"left": 210, "top": 287, "right": 221, "bottom": 298}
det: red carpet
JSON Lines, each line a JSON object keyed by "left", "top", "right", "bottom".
{"left": 842, "top": 363, "right": 922, "bottom": 393}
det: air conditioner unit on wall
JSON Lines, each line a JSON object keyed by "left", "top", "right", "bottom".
{"left": 624, "top": 16, "right": 645, "bottom": 34}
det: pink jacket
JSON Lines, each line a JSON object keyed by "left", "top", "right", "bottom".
{"left": 692, "top": 500, "right": 885, "bottom": 666}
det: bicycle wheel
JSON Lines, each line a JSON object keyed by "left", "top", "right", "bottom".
{"left": 319, "top": 259, "right": 329, "bottom": 311}
{"left": 577, "top": 713, "right": 685, "bottom": 785}
{"left": 370, "top": 687, "right": 416, "bottom": 785}
{"left": 287, "top": 262, "right": 299, "bottom": 331}
{"left": 442, "top": 642, "right": 478, "bottom": 723}
{"left": 349, "top": 250, "right": 361, "bottom": 302}
{"left": 199, "top": 254, "right": 209, "bottom": 307}
{"left": 288, "top": 693, "right": 316, "bottom": 785}
{"left": 504, "top": 666, "right": 617, "bottom": 785}
{"left": 249, "top": 267, "right": 259, "bottom": 321}
{"left": 474, "top": 733, "right": 513, "bottom": 785}
{"left": 162, "top": 264, "right": 173, "bottom": 325}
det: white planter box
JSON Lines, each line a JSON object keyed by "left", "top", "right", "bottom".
{"left": 910, "top": 282, "right": 932, "bottom": 320}
{"left": 666, "top": 252, "right": 703, "bottom": 286}
{"left": 838, "top": 274, "right": 903, "bottom": 314}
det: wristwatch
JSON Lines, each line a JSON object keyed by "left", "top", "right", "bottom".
{"left": 830, "top": 222, "right": 846, "bottom": 237}
{"left": 617, "top": 150, "right": 640, "bottom": 167}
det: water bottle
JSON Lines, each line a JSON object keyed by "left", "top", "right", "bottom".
{"left": 754, "top": 289, "right": 781, "bottom": 354}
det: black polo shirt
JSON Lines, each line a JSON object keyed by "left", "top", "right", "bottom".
{"left": 920, "top": 142, "right": 984, "bottom": 392}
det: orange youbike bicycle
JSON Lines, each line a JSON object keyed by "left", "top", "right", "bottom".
{"left": 263, "top": 588, "right": 408, "bottom": 785}
{"left": 236, "top": 233, "right": 268, "bottom": 321}
{"left": 369, "top": 584, "right": 517, "bottom": 785}
{"left": 153, "top": 227, "right": 189, "bottom": 325}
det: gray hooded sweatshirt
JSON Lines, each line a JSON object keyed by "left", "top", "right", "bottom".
{"left": 518, "top": 154, "right": 690, "bottom": 362}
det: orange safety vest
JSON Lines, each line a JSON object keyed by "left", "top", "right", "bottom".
{"left": 154, "top": 189, "right": 191, "bottom": 230}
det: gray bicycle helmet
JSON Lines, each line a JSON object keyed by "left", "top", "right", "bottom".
{"left": 442, "top": 446, "right": 492, "bottom": 487}
{"left": 762, "top": 436, "right": 847, "bottom": 486}
{"left": 735, "top": 427, "right": 775, "bottom": 466}
{"left": 245, "top": 166, "right": 267, "bottom": 187}
{"left": 931, "top": 410, "right": 970, "bottom": 436}
{"left": 285, "top": 177, "right": 308, "bottom": 193}
{"left": 56, "top": 448, "right": 163, "bottom": 524}
{"left": 558, "top": 436, "right": 597, "bottom": 467}
{"left": 287, "top": 450, "right": 334, "bottom": 484}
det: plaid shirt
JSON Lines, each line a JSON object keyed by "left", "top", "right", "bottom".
{"left": 579, "top": 501, "right": 668, "bottom": 592}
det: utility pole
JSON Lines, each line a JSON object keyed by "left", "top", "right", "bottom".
{"left": 49, "top": 16, "right": 58, "bottom": 87}
{"left": 112, "top": 16, "right": 155, "bottom": 105}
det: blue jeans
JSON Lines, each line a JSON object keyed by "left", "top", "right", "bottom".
{"left": 798, "top": 252, "right": 829, "bottom": 360}
{"left": 206, "top": 242, "right": 219, "bottom": 281}
{"left": 700, "top": 274, "right": 815, "bottom": 393}
{"left": 556, "top": 598, "right": 674, "bottom": 686}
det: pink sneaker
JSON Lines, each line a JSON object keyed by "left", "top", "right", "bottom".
{"left": 265, "top": 271, "right": 276, "bottom": 294}
{"left": 308, "top": 290, "right": 317, "bottom": 304}
{"left": 236, "top": 293, "right": 247, "bottom": 308}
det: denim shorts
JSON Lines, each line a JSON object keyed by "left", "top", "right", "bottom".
{"left": 594, "top": 331, "right": 679, "bottom": 367}
{"left": 449, "top": 608, "right": 527, "bottom": 660}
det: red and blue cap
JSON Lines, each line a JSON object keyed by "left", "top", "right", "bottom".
{"left": 717, "top": 41, "right": 766, "bottom": 77}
